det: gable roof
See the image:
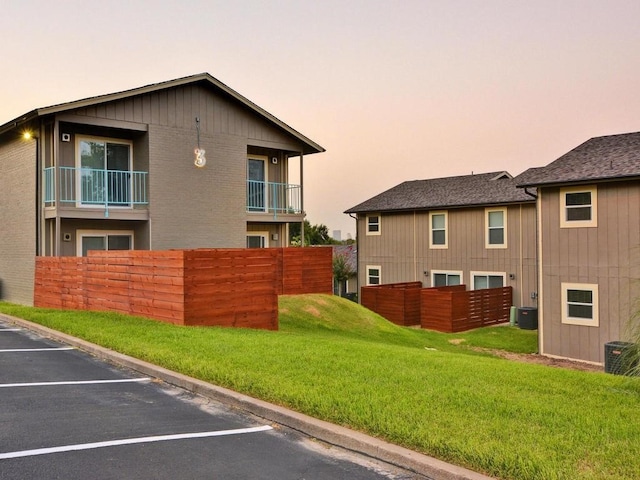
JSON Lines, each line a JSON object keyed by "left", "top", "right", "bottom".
{"left": 515, "top": 131, "right": 640, "bottom": 187}
{"left": 345, "top": 171, "right": 534, "bottom": 214}
{"left": 0, "top": 73, "right": 325, "bottom": 155}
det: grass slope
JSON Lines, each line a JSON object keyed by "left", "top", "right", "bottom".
{"left": 1, "top": 296, "right": 638, "bottom": 480}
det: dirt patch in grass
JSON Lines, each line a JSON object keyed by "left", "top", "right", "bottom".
{"left": 448, "top": 339, "right": 466, "bottom": 345}
{"left": 486, "top": 349, "right": 603, "bottom": 372}
{"left": 303, "top": 306, "right": 322, "bottom": 317}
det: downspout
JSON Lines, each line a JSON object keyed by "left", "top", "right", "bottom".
{"left": 413, "top": 211, "right": 417, "bottom": 282}
{"left": 35, "top": 124, "right": 41, "bottom": 256}
{"left": 524, "top": 187, "right": 542, "bottom": 354}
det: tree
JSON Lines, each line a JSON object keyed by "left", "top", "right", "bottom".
{"left": 333, "top": 252, "right": 355, "bottom": 296}
{"left": 289, "top": 220, "right": 338, "bottom": 246}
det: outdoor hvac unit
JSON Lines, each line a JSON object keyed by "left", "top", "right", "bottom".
{"left": 604, "top": 341, "right": 636, "bottom": 375}
{"left": 517, "top": 307, "right": 538, "bottom": 330}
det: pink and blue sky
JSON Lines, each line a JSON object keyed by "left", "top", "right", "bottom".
{"left": 2, "top": 1, "right": 639, "bottom": 238}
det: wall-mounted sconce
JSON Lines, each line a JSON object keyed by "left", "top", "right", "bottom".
{"left": 509, "top": 273, "right": 515, "bottom": 280}
{"left": 423, "top": 270, "right": 429, "bottom": 276}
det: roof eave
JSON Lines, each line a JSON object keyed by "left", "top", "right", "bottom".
{"left": 0, "top": 73, "right": 325, "bottom": 155}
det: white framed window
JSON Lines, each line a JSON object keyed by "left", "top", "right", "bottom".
{"left": 247, "top": 155, "right": 268, "bottom": 212}
{"left": 485, "top": 207, "right": 507, "bottom": 248}
{"left": 76, "top": 136, "right": 134, "bottom": 208}
{"left": 431, "top": 270, "right": 463, "bottom": 287}
{"left": 560, "top": 186, "right": 597, "bottom": 228}
{"left": 76, "top": 230, "right": 134, "bottom": 257}
{"left": 246, "top": 232, "right": 269, "bottom": 248}
{"left": 429, "top": 211, "right": 448, "bottom": 249}
{"left": 366, "top": 214, "right": 381, "bottom": 235}
{"left": 471, "top": 271, "right": 506, "bottom": 290}
{"left": 561, "top": 283, "right": 599, "bottom": 326}
{"left": 366, "top": 265, "right": 381, "bottom": 285}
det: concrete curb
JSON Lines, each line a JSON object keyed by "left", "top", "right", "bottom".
{"left": 1, "top": 313, "right": 494, "bottom": 480}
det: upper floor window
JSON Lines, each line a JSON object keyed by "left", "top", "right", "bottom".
{"left": 560, "top": 186, "right": 597, "bottom": 228}
{"left": 432, "top": 270, "right": 462, "bottom": 287}
{"left": 485, "top": 208, "right": 507, "bottom": 248}
{"left": 366, "top": 214, "right": 381, "bottom": 235}
{"left": 471, "top": 271, "right": 505, "bottom": 290}
{"left": 561, "top": 283, "right": 599, "bottom": 327}
{"left": 366, "top": 265, "right": 381, "bottom": 285}
{"left": 429, "top": 211, "right": 447, "bottom": 248}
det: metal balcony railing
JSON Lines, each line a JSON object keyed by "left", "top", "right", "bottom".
{"left": 44, "top": 167, "right": 148, "bottom": 207}
{"left": 246, "top": 180, "right": 301, "bottom": 216}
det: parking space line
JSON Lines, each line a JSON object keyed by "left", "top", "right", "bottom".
{"left": 0, "top": 378, "right": 152, "bottom": 388}
{"left": 0, "top": 329, "right": 21, "bottom": 332}
{"left": 0, "top": 425, "right": 274, "bottom": 460}
{"left": 0, "top": 347, "right": 74, "bottom": 353}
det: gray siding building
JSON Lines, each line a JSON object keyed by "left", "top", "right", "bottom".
{"left": 516, "top": 132, "right": 640, "bottom": 364}
{"left": 345, "top": 172, "right": 538, "bottom": 309}
{"left": 0, "top": 73, "right": 324, "bottom": 305}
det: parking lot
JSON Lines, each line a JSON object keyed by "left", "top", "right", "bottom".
{"left": 0, "top": 318, "right": 422, "bottom": 479}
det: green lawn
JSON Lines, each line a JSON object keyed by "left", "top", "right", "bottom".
{"left": 1, "top": 295, "right": 638, "bottom": 480}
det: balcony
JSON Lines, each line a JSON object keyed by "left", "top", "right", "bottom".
{"left": 44, "top": 167, "right": 148, "bottom": 218}
{"left": 246, "top": 180, "right": 301, "bottom": 217}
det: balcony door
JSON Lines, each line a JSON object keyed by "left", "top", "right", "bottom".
{"left": 79, "top": 138, "right": 132, "bottom": 207}
{"left": 247, "top": 156, "right": 267, "bottom": 212}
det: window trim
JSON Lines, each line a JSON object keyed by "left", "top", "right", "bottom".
{"left": 560, "top": 185, "right": 598, "bottom": 228}
{"left": 246, "top": 231, "right": 270, "bottom": 248}
{"left": 76, "top": 135, "right": 134, "bottom": 209}
{"left": 366, "top": 265, "right": 382, "bottom": 286}
{"left": 431, "top": 270, "right": 463, "bottom": 287}
{"left": 76, "top": 229, "right": 134, "bottom": 256}
{"left": 561, "top": 283, "right": 599, "bottom": 327}
{"left": 366, "top": 214, "right": 381, "bottom": 236}
{"left": 470, "top": 271, "right": 506, "bottom": 290}
{"left": 429, "top": 211, "right": 448, "bottom": 249}
{"left": 485, "top": 207, "right": 507, "bottom": 249}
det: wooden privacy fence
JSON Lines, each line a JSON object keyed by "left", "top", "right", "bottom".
{"left": 360, "top": 282, "right": 422, "bottom": 326}
{"left": 34, "top": 247, "right": 332, "bottom": 330}
{"left": 361, "top": 282, "right": 512, "bottom": 332}
{"left": 421, "top": 285, "right": 512, "bottom": 333}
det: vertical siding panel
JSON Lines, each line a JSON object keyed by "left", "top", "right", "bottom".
{"left": 115, "top": 100, "right": 126, "bottom": 120}
{"left": 142, "top": 95, "right": 151, "bottom": 124}
{"left": 124, "top": 98, "right": 134, "bottom": 122}
{"left": 175, "top": 88, "right": 184, "bottom": 129}
{"left": 182, "top": 87, "right": 192, "bottom": 127}
{"left": 133, "top": 97, "right": 143, "bottom": 123}
{"left": 167, "top": 89, "right": 176, "bottom": 127}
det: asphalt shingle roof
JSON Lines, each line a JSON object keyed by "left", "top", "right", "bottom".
{"left": 515, "top": 132, "right": 640, "bottom": 187}
{"left": 345, "top": 171, "right": 534, "bottom": 214}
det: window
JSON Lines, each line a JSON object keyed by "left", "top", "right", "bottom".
{"left": 366, "top": 265, "right": 381, "bottom": 285}
{"left": 246, "top": 232, "right": 269, "bottom": 248}
{"left": 486, "top": 208, "right": 507, "bottom": 248}
{"left": 77, "top": 137, "right": 133, "bottom": 207}
{"left": 560, "top": 186, "right": 597, "bottom": 228}
{"left": 366, "top": 214, "right": 381, "bottom": 235}
{"left": 247, "top": 155, "right": 267, "bottom": 212}
{"left": 76, "top": 230, "right": 134, "bottom": 256}
{"left": 471, "top": 271, "right": 506, "bottom": 290}
{"left": 561, "top": 283, "right": 599, "bottom": 326}
{"left": 429, "top": 211, "right": 447, "bottom": 248}
{"left": 431, "top": 270, "right": 462, "bottom": 287}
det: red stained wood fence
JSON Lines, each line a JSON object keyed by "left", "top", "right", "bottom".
{"left": 360, "top": 282, "right": 512, "bottom": 332}
{"left": 421, "top": 286, "right": 513, "bottom": 332}
{"left": 360, "top": 282, "right": 423, "bottom": 326}
{"left": 34, "top": 247, "right": 332, "bottom": 330}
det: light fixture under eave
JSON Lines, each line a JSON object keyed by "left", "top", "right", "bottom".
{"left": 22, "top": 131, "right": 33, "bottom": 140}
{"left": 194, "top": 117, "right": 206, "bottom": 168}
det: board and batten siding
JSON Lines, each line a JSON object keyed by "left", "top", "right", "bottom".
{"left": 539, "top": 182, "right": 640, "bottom": 364}
{"left": 0, "top": 138, "right": 37, "bottom": 305}
{"left": 357, "top": 203, "right": 537, "bottom": 308}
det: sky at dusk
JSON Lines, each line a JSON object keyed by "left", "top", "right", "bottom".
{"left": 2, "top": 0, "right": 640, "bottom": 239}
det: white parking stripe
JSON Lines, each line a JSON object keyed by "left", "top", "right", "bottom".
{"left": 0, "top": 378, "right": 152, "bottom": 388}
{"left": 0, "top": 425, "right": 274, "bottom": 460}
{"left": 0, "top": 329, "right": 21, "bottom": 332}
{"left": 0, "top": 347, "right": 74, "bottom": 352}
